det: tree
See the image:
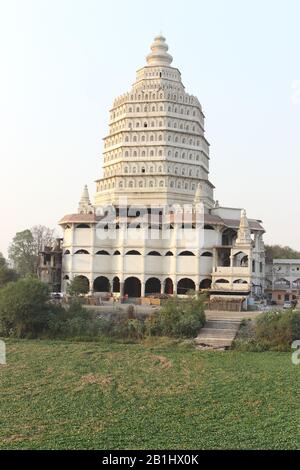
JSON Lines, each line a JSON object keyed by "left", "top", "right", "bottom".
{"left": 67, "top": 277, "right": 90, "bottom": 297}
{"left": 0, "top": 253, "right": 6, "bottom": 268}
{"left": 8, "top": 230, "right": 36, "bottom": 277}
{"left": 31, "top": 224, "right": 55, "bottom": 254}
{"left": 0, "top": 278, "right": 50, "bottom": 337}
{"left": 265, "top": 245, "right": 300, "bottom": 263}
{"left": 0, "top": 253, "right": 18, "bottom": 289}
{"left": 8, "top": 226, "right": 56, "bottom": 277}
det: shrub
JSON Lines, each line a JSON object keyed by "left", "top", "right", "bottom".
{"left": 146, "top": 294, "right": 206, "bottom": 338}
{"left": 0, "top": 278, "right": 50, "bottom": 338}
{"left": 46, "top": 300, "right": 101, "bottom": 339}
{"left": 67, "top": 277, "right": 89, "bottom": 296}
{"left": 233, "top": 309, "right": 300, "bottom": 352}
{"left": 255, "top": 310, "right": 300, "bottom": 351}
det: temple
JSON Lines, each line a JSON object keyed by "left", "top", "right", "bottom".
{"left": 59, "top": 36, "right": 265, "bottom": 309}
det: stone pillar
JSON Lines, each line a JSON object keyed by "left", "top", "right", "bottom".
{"left": 141, "top": 281, "right": 145, "bottom": 297}
{"left": 120, "top": 281, "right": 124, "bottom": 297}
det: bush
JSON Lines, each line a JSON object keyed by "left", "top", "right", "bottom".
{"left": 0, "top": 278, "right": 50, "bottom": 338}
{"left": 255, "top": 310, "right": 300, "bottom": 351}
{"left": 46, "top": 300, "right": 102, "bottom": 340}
{"left": 146, "top": 294, "right": 206, "bottom": 338}
{"left": 233, "top": 309, "right": 300, "bottom": 352}
{"left": 0, "top": 278, "right": 205, "bottom": 342}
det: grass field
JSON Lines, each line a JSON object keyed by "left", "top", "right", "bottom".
{"left": 0, "top": 338, "right": 299, "bottom": 450}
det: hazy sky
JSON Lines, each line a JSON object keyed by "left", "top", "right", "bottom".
{"left": 0, "top": 0, "right": 299, "bottom": 256}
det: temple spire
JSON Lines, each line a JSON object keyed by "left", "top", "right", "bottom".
{"left": 235, "top": 209, "right": 252, "bottom": 245}
{"left": 146, "top": 35, "right": 173, "bottom": 66}
{"left": 78, "top": 185, "right": 93, "bottom": 214}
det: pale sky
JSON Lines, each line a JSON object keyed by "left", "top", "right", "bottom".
{"left": 0, "top": 0, "right": 299, "bottom": 257}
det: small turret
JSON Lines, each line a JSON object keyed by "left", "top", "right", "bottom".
{"left": 78, "top": 185, "right": 94, "bottom": 214}
{"left": 235, "top": 209, "right": 252, "bottom": 245}
{"left": 193, "top": 183, "right": 203, "bottom": 206}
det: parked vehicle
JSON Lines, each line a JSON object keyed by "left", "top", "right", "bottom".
{"left": 50, "top": 292, "right": 63, "bottom": 300}
{"left": 283, "top": 301, "right": 292, "bottom": 309}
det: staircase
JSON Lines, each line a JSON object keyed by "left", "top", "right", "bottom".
{"left": 195, "top": 312, "right": 244, "bottom": 350}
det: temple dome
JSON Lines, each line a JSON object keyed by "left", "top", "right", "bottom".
{"left": 146, "top": 35, "right": 173, "bottom": 66}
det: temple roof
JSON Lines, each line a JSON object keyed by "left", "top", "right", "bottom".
{"left": 59, "top": 212, "right": 265, "bottom": 232}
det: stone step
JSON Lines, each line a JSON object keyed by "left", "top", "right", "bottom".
{"left": 198, "top": 328, "right": 237, "bottom": 338}
{"left": 205, "top": 321, "right": 241, "bottom": 330}
{"left": 195, "top": 316, "right": 242, "bottom": 349}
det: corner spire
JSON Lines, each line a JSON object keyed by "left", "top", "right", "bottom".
{"left": 194, "top": 183, "right": 203, "bottom": 206}
{"left": 78, "top": 185, "right": 93, "bottom": 214}
{"left": 235, "top": 209, "right": 252, "bottom": 245}
{"left": 146, "top": 35, "right": 173, "bottom": 66}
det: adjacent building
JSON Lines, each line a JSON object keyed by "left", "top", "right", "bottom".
{"left": 38, "top": 239, "right": 63, "bottom": 293}
{"left": 265, "top": 259, "right": 300, "bottom": 305}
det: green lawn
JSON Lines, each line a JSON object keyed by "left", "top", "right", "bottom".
{"left": 0, "top": 338, "right": 299, "bottom": 450}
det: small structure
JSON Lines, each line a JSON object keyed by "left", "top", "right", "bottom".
{"left": 38, "top": 239, "right": 63, "bottom": 292}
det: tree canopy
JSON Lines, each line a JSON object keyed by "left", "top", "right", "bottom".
{"left": 0, "top": 253, "right": 19, "bottom": 289}
{"left": 8, "top": 230, "right": 36, "bottom": 277}
{"left": 8, "top": 225, "right": 55, "bottom": 277}
{"left": 67, "top": 277, "right": 90, "bottom": 296}
{"left": 265, "top": 245, "right": 300, "bottom": 263}
{"left": 0, "top": 277, "right": 50, "bottom": 337}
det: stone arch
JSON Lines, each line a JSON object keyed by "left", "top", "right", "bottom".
{"left": 124, "top": 277, "right": 141, "bottom": 297}
{"left": 165, "top": 251, "right": 174, "bottom": 256}
{"left": 222, "top": 228, "right": 237, "bottom": 246}
{"left": 126, "top": 250, "right": 141, "bottom": 255}
{"left": 74, "top": 249, "right": 89, "bottom": 255}
{"left": 233, "top": 279, "right": 248, "bottom": 284}
{"left": 75, "top": 275, "right": 90, "bottom": 291}
{"left": 164, "top": 278, "right": 174, "bottom": 294}
{"left": 200, "top": 278, "right": 212, "bottom": 289}
{"left": 93, "top": 276, "right": 110, "bottom": 292}
{"left": 233, "top": 251, "right": 249, "bottom": 267}
{"left": 177, "top": 278, "right": 195, "bottom": 295}
{"left": 178, "top": 251, "right": 195, "bottom": 256}
{"left": 145, "top": 277, "right": 161, "bottom": 295}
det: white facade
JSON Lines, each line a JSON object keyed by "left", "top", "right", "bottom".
{"left": 59, "top": 36, "right": 265, "bottom": 302}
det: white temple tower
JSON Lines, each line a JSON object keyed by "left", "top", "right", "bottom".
{"left": 95, "top": 35, "right": 214, "bottom": 209}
